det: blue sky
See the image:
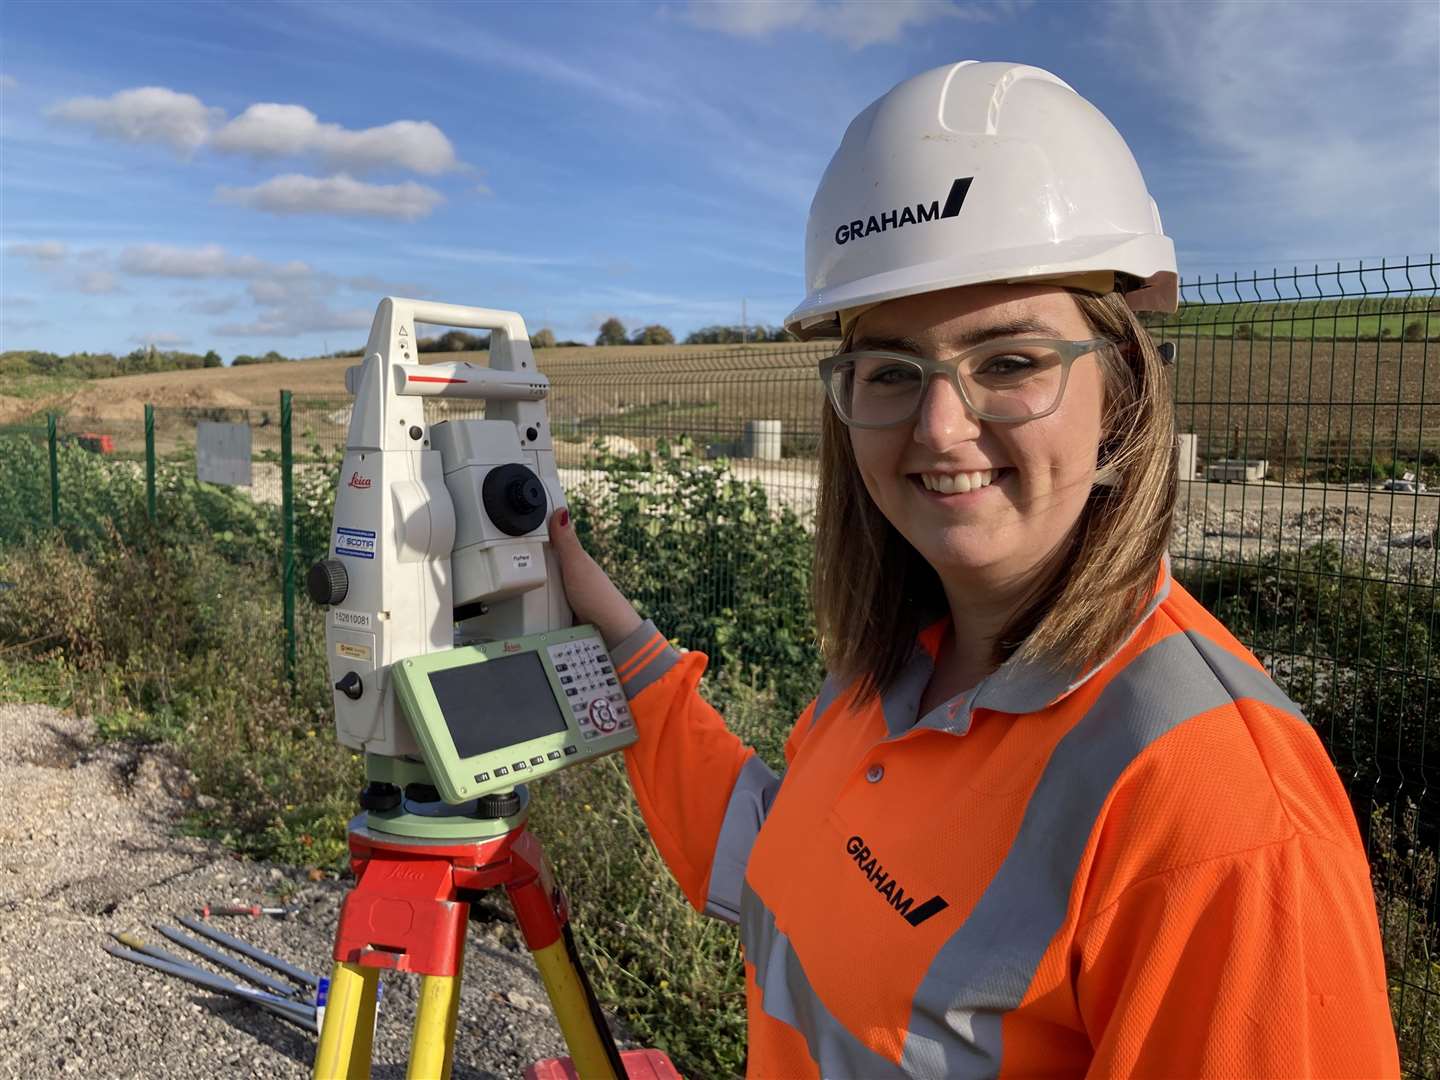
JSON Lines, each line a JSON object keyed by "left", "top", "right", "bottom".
{"left": 2, "top": 0, "right": 1436, "bottom": 360}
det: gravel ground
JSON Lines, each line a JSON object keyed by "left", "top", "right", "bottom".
{"left": 0, "top": 702, "right": 630, "bottom": 1079}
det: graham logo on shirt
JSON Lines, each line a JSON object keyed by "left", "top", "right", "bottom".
{"left": 846, "top": 835, "right": 949, "bottom": 926}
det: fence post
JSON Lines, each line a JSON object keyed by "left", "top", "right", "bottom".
{"left": 145, "top": 403, "right": 156, "bottom": 523}
{"left": 281, "top": 390, "right": 296, "bottom": 688}
{"left": 47, "top": 413, "right": 59, "bottom": 527}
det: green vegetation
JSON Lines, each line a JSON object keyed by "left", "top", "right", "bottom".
{"left": 1148, "top": 295, "right": 1437, "bottom": 341}
{"left": 0, "top": 347, "right": 258, "bottom": 386}
{"left": 3, "top": 424, "right": 1435, "bottom": 1075}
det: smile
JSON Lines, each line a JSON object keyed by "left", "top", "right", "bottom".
{"left": 916, "top": 469, "right": 1006, "bottom": 495}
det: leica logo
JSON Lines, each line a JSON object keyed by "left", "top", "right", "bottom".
{"left": 348, "top": 473, "right": 372, "bottom": 490}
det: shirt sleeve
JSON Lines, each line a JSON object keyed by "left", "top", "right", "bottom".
{"left": 611, "top": 620, "right": 817, "bottom": 922}
{"left": 1073, "top": 829, "right": 1400, "bottom": 1078}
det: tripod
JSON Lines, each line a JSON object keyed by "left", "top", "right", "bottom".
{"left": 313, "top": 807, "right": 679, "bottom": 1079}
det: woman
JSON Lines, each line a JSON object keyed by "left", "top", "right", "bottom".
{"left": 550, "top": 62, "right": 1399, "bottom": 1077}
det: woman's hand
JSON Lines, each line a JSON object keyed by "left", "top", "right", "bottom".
{"left": 548, "top": 507, "right": 643, "bottom": 648}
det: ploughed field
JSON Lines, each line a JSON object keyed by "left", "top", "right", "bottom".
{"left": 4, "top": 339, "right": 1436, "bottom": 477}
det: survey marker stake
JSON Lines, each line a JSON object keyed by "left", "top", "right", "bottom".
{"left": 153, "top": 923, "right": 307, "bottom": 1000}
{"left": 178, "top": 915, "right": 321, "bottom": 988}
{"left": 104, "top": 941, "right": 318, "bottom": 1033}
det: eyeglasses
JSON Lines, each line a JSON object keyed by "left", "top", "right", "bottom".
{"left": 819, "top": 337, "right": 1116, "bottom": 428}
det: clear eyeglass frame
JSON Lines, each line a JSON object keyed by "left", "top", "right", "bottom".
{"left": 818, "top": 336, "right": 1119, "bottom": 428}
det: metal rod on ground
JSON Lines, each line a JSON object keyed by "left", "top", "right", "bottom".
{"left": 153, "top": 924, "right": 307, "bottom": 1000}
{"left": 104, "top": 942, "right": 318, "bottom": 1032}
{"left": 178, "top": 915, "right": 321, "bottom": 988}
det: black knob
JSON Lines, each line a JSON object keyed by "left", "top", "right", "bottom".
{"left": 476, "top": 791, "right": 523, "bottom": 818}
{"left": 405, "top": 783, "right": 441, "bottom": 803}
{"left": 359, "top": 781, "right": 401, "bottom": 811}
{"left": 409, "top": 425, "right": 424, "bottom": 440}
{"left": 334, "top": 671, "right": 363, "bottom": 700}
{"left": 308, "top": 559, "right": 349, "bottom": 606}
{"left": 482, "top": 463, "right": 547, "bottom": 536}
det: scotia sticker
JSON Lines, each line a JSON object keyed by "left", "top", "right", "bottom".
{"left": 336, "top": 527, "right": 376, "bottom": 560}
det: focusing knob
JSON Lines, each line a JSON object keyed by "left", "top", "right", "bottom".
{"left": 334, "top": 671, "right": 363, "bottom": 700}
{"left": 482, "top": 464, "right": 548, "bottom": 536}
{"left": 308, "top": 559, "right": 349, "bottom": 606}
{"left": 476, "top": 791, "right": 523, "bottom": 818}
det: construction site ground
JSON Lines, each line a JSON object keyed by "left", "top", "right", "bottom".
{"left": 0, "top": 702, "right": 640, "bottom": 1079}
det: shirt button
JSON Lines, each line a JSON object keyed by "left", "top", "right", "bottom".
{"left": 865, "top": 764, "right": 884, "bottom": 783}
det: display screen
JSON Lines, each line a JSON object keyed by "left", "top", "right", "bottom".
{"left": 428, "top": 651, "right": 569, "bottom": 759}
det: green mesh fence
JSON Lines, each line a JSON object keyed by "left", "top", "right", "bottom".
{"left": 1, "top": 257, "right": 1438, "bottom": 1071}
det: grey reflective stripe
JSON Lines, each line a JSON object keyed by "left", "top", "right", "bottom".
{"left": 881, "top": 648, "right": 934, "bottom": 737}
{"left": 899, "top": 628, "right": 1302, "bottom": 1077}
{"left": 809, "top": 673, "right": 846, "bottom": 732}
{"left": 1185, "top": 630, "right": 1301, "bottom": 715}
{"left": 608, "top": 618, "right": 663, "bottom": 669}
{"left": 624, "top": 645, "right": 680, "bottom": 697}
{"left": 742, "top": 882, "right": 909, "bottom": 1078}
{"left": 703, "top": 756, "right": 781, "bottom": 923}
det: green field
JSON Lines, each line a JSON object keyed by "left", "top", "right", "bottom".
{"left": 1150, "top": 295, "right": 1439, "bottom": 341}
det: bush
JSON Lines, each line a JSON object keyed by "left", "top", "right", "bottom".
{"left": 1406, "top": 321, "right": 1426, "bottom": 342}
{"left": 569, "top": 436, "right": 821, "bottom": 715}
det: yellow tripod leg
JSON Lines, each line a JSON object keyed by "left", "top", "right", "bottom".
{"left": 532, "top": 939, "right": 621, "bottom": 1080}
{"left": 408, "top": 968, "right": 461, "bottom": 1080}
{"left": 313, "top": 962, "right": 380, "bottom": 1080}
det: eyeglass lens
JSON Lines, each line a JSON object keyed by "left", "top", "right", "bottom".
{"left": 834, "top": 343, "right": 1069, "bottom": 425}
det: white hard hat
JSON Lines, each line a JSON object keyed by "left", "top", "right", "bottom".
{"left": 785, "top": 61, "right": 1178, "bottom": 340}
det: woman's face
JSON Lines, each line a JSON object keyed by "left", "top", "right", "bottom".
{"left": 847, "top": 283, "right": 1108, "bottom": 592}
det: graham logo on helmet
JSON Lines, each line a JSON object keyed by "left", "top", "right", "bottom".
{"left": 833, "top": 177, "right": 973, "bottom": 246}
{"left": 787, "top": 61, "right": 1179, "bottom": 339}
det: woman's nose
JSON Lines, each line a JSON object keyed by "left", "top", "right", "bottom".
{"left": 913, "top": 373, "right": 982, "bottom": 449}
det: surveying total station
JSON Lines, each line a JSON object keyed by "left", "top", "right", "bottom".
{"left": 305, "top": 298, "right": 678, "bottom": 1080}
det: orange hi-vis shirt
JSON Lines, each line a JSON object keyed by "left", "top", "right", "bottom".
{"left": 610, "top": 562, "right": 1400, "bottom": 1078}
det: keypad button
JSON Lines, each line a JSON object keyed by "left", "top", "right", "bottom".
{"left": 495, "top": 766, "right": 509, "bottom": 776}
{"left": 547, "top": 750, "right": 561, "bottom": 761}
{"left": 513, "top": 761, "right": 527, "bottom": 771}
{"left": 563, "top": 745, "right": 578, "bottom": 756}
{"left": 474, "top": 771, "right": 490, "bottom": 782}
{"left": 530, "top": 755, "right": 544, "bottom": 766}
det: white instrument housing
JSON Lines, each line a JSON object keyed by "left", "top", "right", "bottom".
{"left": 323, "top": 298, "right": 571, "bottom": 757}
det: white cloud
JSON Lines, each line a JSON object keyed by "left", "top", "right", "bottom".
{"left": 1104, "top": 0, "right": 1440, "bottom": 259}
{"left": 408, "top": 245, "right": 587, "bottom": 267}
{"left": 129, "top": 331, "right": 190, "bottom": 347}
{"left": 45, "top": 86, "right": 463, "bottom": 184}
{"left": 217, "top": 174, "right": 445, "bottom": 220}
{"left": 685, "top": 0, "right": 1000, "bottom": 48}
{"left": 185, "top": 295, "right": 242, "bottom": 316}
{"left": 117, "top": 243, "right": 310, "bottom": 279}
{"left": 47, "top": 86, "right": 221, "bottom": 155}
{"left": 0, "top": 75, "right": 18, "bottom": 91}
{"left": 6, "top": 241, "right": 69, "bottom": 263}
{"left": 210, "top": 104, "right": 459, "bottom": 174}
{"left": 76, "top": 270, "right": 122, "bottom": 295}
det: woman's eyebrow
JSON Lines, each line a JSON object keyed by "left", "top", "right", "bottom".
{"left": 852, "top": 316, "right": 1066, "bottom": 354}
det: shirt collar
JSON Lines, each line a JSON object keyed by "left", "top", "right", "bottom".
{"left": 902, "top": 557, "right": 1173, "bottom": 733}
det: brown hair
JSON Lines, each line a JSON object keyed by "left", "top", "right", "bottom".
{"left": 811, "top": 289, "right": 1177, "bottom": 700}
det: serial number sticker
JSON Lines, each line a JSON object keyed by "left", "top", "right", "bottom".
{"left": 512, "top": 552, "right": 532, "bottom": 569}
{"left": 336, "top": 527, "right": 376, "bottom": 560}
{"left": 331, "top": 610, "right": 373, "bottom": 631}
{"left": 336, "top": 642, "right": 372, "bottom": 662}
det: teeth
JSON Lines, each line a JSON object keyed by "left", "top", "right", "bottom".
{"left": 921, "top": 469, "right": 996, "bottom": 494}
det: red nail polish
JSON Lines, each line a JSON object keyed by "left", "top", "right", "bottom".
{"left": 559, "top": 509, "right": 569, "bottom": 528}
